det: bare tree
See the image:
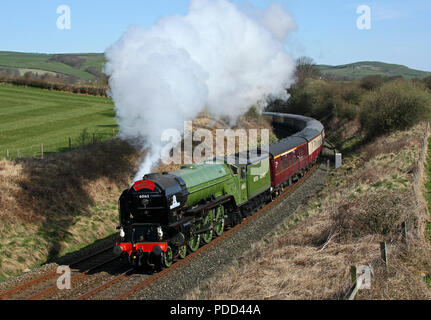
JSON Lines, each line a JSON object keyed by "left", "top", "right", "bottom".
{"left": 294, "top": 56, "right": 321, "bottom": 84}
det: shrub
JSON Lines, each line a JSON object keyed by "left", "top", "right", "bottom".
{"left": 423, "top": 76, "right": 431, "bottom": 90}
{"left": 360, "top": 80, "right": 430, "bottom": 138}
{"left": 332, "top": 190, "right": 413, "bottom": 241}
{"left": 245, "top": 106, "right": 260, "bottom": 121}
{"left": 76, "top": 128, "right": 91, "bottom": 146}
{"left": 50, "top": 54, "right": 86, "bottom": 69}
{"left": 360, "top": 75, "right": 385, "bottom": 90}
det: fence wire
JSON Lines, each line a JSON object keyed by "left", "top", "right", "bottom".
{"left": 2, "top": 129, "right": 119, "bottom": 160}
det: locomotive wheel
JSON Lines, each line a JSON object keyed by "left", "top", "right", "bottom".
{"left": 213, "top": 206, "right": 225, "bottom": 237}
{"left": 178, "top": 245, "right": 187, "bottom": 259}
{"left": 201, "top": 210, "right": 214, "bottom": 244}
{"left": 188, "top": 234, "right": 200, "bottom": 253}
{"left": 162, "top": 246, "right": 174, "bottom": 268}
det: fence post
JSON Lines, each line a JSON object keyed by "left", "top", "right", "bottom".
{"left": 6, "top": 149, "right": 9, "bottom": 160}
{"left": 40, "top": 144, "right": 44, "bottom": 159}
{"left": 348, "top": 266, "right": 359, "bottom": 300}
{"left": 380, "top": 242, "right": 388, "bottom": 265}
{"left": 401, "top": 221, "right": 407, "bottom": 242}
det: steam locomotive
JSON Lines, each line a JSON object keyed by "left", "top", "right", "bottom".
{"left": 114, "top": 113, "right": 324, "bottom": 268}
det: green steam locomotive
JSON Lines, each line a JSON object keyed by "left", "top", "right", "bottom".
{"left": 114, "top": 113, "right": 324, "bottom": 268}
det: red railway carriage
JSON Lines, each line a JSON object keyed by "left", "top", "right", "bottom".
{"left": 269, "top": 137, "right": 309, "bottom": 187}
{"left": 265, "top": 113, "right": 325, "bottom": 192}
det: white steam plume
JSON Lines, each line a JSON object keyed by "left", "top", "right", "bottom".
{"left": 105, "top": 0, "right": 296, "bottom": 181}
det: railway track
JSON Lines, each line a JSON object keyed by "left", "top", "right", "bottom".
{"left": 73, "top": 163, "right": 318, "bottom": 300}
{"left": 0, "top": 246, "right": 117, "bottom": 300}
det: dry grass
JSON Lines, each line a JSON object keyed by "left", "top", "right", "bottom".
{"left": 187, "top": 121, "right": 431, "bottom": 300}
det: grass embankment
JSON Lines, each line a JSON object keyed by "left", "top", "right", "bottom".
{"left": 0, "top": 140, "right": 139, "bottom": 282}
{"left": 0, "top": 84, "right": 117, "bottom": 159}
{"left": 425, "top": 135, "right": 431, "bottom": 287}
{"left": 187, "top": 122, "right": 431, "bottom": 299}
{"left": 424, "top": 134, "right": 431, "bottom": 248}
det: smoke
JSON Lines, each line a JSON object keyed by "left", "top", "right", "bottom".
{"left": 105, "top": 0, "right": 297, "bottom": 181}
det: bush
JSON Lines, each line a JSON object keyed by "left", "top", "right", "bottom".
{"left": 50, "top": 54, "right": 86, "bottom": 69}
{"left": 360, "top": 80, "right": 430, "bottom": 138}
{"left": 423, "top": 76, "right": 431, "bottom": 90}
{"left": 244, "top": 106, "right": 260, "bottom": 121}
{"left": 76, "top": 128, "right": 91, "bottom": 146}
{"left": 332, "top": 190, "right": 413, "bottom": 241}
{"left": 360, "top": 75, "right": 385, "bottom": 90}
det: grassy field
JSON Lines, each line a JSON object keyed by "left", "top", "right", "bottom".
{"left": 0, "top": 83, "right": 117, "bottom": 159}
{"left": 318, "top": 61, "right": 431, "bottom": 80}
{"left": 0, "top": 51, "right": 105, "bottom": 81}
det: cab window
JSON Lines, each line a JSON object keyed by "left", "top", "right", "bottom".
{"left": 230, "top": 165, "right": 238, "bottom": 176}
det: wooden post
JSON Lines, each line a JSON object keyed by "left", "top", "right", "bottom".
{"left": 350, "top": 265, "right": 357, "bottom": 284}
{"left": 380, "top": 242, "right": 388, "bottom": 265}
{"left": 6, "top": 149, "right": 9, "bottom": 160}
{"left": 348, "top": 266, "right": 359, "bottom": 300}
{"left": 69, "top": 137, "right": 72, "bottom": 151}
{"left": 40, "top": 144, "right": 44, "bottom": 159}
{"left": 401, "top": 221, "right": 407, "bottom": 244}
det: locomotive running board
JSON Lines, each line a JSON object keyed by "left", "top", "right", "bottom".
{"left": 186, "top": 195, "right": 233, "bottom": 215}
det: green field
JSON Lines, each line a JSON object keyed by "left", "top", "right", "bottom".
{"left": 0, "top": 51, "right": 105, "bottom": 81}
{"left": 0, "top": 84, "right": 117, "bottom": 159}
{"left": 318, "top": 61, "right": 431, "bottom": 80}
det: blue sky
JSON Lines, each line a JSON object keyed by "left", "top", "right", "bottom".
{"left": 0, "top": 0, "right": 430, "bottom": 71}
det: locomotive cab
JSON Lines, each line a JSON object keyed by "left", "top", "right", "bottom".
{"left": 119, "top": 172, "right": 189, "bottom": 227}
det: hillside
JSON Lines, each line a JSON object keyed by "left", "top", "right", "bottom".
{"left": 318, "top": 61, "right": 431, "bottom": 80}
{"left": 0, "top": 51, "right": 105, "bottom": 82}
{"left": 187, "top": 121, "right": 431, "bottom": 300}
{"left": 2, "top": 52, "right": 430, "bottom": 83}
